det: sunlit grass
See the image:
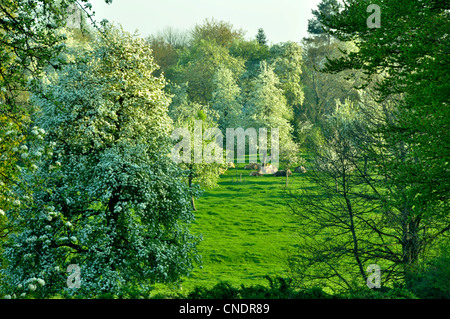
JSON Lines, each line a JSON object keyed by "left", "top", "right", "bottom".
{"left": 154, "top": 159, "right": 311, "bottom": 296}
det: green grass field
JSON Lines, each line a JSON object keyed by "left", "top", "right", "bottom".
{"left": 156, "top": 162, "right": 309, "bottom": 296}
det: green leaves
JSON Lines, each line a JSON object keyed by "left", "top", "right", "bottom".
{"left": 2, "top": 26, "right": 199, "bottom": 298}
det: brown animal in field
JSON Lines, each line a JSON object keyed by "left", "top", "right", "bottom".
{"left": 294, "top": 166, "right": 307, "bottom": 174}
{"left": 249, "top": 171, "right": 263, "bottom": 177}
{"left": 273, "top": 169, "right": 292, "bottom": 177}
{"left": 244, "top": 163, "right": 259, "bottom": 170}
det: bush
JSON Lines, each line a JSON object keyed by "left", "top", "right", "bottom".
{"left": 184, "top": 276, "right": 331, "bottom": 299}
{"left": 187, "top": 282, "right": 240, "bottom": 299}
{"left": 338, "top": 287, "right": 417, "bottom": 299}
{"left": 406, "top": 248, "right": 450, "bottom": 299}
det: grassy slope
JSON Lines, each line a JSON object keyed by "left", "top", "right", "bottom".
{"left": 161, "top": 163, "right": 309, "bottom": 295}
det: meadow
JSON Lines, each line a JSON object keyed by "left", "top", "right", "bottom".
{"left": 156, "top": 160, "right": 310, "bottom": 295}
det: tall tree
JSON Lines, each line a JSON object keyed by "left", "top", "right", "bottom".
{"left": 245, "top": 62, "right": 295, "bottom": 157}
{"left": 210, "top": 66, "right": 243, "bottom": 133}
{"left": 172, "top": 105, "right": 225, "bottom": 211}
{"left": 307, "top": 0, "right": 342, "bottom": 37}
{"left": 256, "top": 28, "right": 268, "bottom": 46}
{"left": 172, "top": 39, "right": 244, "bottom": 105}
{"left": 1, "top": 27, "right": 199, "bottom": 298}
{"left": 269, "top": 42, "right": 305, "bottom": 125}
{"left": 321, "top": 0, "right": 450, "bottom": 276}
{"left": 0, "top": 0, "right": 111, "bottom": 285}
{"left": 299, "top": 37, "right": 361, "bottom": 130}
{"left": 191, "top": 18, "right": 245, "bottom": 48}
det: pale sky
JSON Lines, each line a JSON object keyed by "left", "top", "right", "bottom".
{"left": 89, "top": 0, "right": 322, "bottom": 44}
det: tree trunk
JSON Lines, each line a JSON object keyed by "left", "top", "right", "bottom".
{"left": 343, "top": 174, "right": 367, "bottom": 283}
{"left": 191, "top": 195, "right": 196, "bottom": 211}
{"left": 188, "top": 169, "right": 196, "bottom": 211}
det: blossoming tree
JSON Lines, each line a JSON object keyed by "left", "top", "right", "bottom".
{"left": 1, "top": 27, "right": 199, "bottom": 298}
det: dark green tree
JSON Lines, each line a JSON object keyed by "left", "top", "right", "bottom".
{"left": 320, "top": 0, "right": 450, "bottom": 278}
{"left": 256, "top": 28, "right": 268, "bottom": 46}
{"left": 307, "top": 0, "right": 342, "bottom": 36}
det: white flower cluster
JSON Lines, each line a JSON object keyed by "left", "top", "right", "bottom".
{"left": 26, "top": 277, "right": 46, "bottom": 291}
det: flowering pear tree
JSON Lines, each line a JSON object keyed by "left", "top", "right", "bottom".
{"left": 1, "top": 27, "right": 199, "bottom": 298}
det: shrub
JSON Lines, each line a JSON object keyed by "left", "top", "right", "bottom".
{"left": 406, "top": 247, "right": 450, "bottom": 299}
{"left": 184, "top": 276, "right": 331, "bottom": 299}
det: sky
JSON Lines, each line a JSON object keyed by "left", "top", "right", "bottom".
{"left": 89, "top": 0, "right": 322, "bottom": 44}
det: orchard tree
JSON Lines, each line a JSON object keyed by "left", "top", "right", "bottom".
{"left": 170, "top": 91, "right": 225, "bottom": 211}
{"left": 210, "top": 67, "right": 243, "bottom": 133}
{"left": 0, "top": 0, "right": 111, "bottom": 286}
{"left": 279, "top": 139, "right": 303, "bottom": 188}
{"left": 245, "top": 61, "right": 295, "bottom": 150}
{"left": 1, "top": 27, "right": 199, "bottom": 298}
{"left": 269, "top": 42, "right": 305, "bottom": 125}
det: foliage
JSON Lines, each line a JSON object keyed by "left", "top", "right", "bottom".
{"left": 0, "top": 0, "right": 112, "bottom": 292}
{"left": 244, "top": 61, "right": 294, "bottom": 150}
{"left": 322, "top": 0, "right": 450, "bottom": 227}
{"left": 255, "top": 28, "right": 268, "bottom": 46}
{"left": 210, "top": 67, "right": 243, "bottom": 133}
{"left": 337, "top": 287, "right": 417, "bottom": 299}
{"left": 184, "top": 277, "right": 330, "bottom": 299}
{"left": 146, "top": 36, "right": 178, "bottom": 78}
{"left": 191, "top": 18, "right": 245, "bottom": 48}
{"left": 406, "top": 246, "right": 450, "bottom": 299}
{"left": 269, "top": 42, "right": 305, "bottom": 112}
{"left": 1, "top": 26, "right": 199, "bottom": 298}
{"left": 172, "top": 39, "right": 245, "bottom": 105}
{"left": 307, "top": 0, "right": 342, "bottom": 36}
{"left": 299, "top": 37, "right": 361, "bottom": 130}
{"left": 308, "top": 0, "right": 343, "bottom": 36}
{"left": 171, "top": 100, "right": 226, "bottom": 211}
